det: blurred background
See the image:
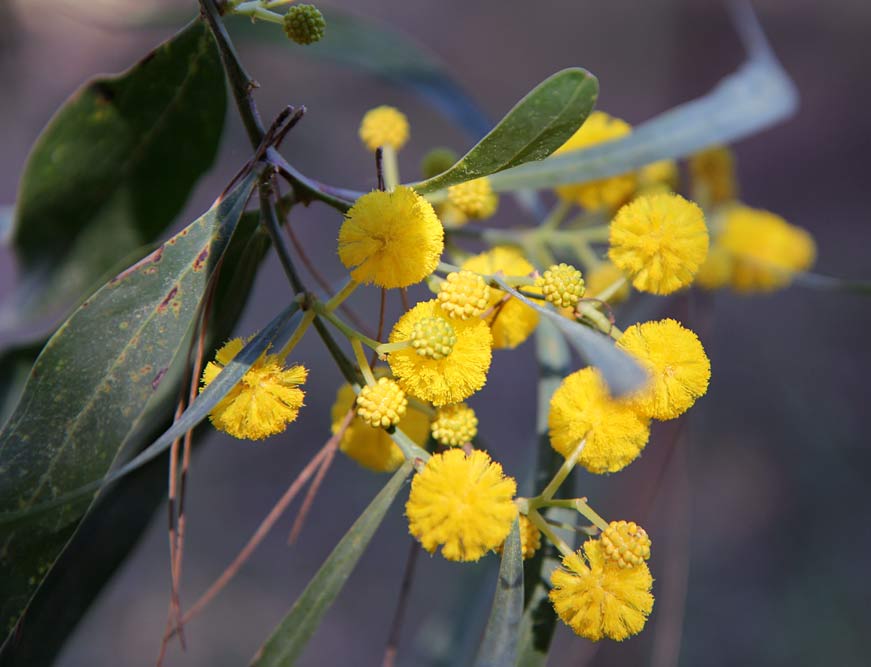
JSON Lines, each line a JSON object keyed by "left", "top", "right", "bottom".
{"left": 1, "top": 0, "right": 869, "bottom": 665}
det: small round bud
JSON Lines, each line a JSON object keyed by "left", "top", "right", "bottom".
{"left": 355, "top": 377, "right": 408, "bottom": 428}
{"left": 536, "top": 263, "right": 585, "bottom": 309}
{"left": 283, "top": 4, "right": 326, "bottom": 45}
{"left": 447, "top": 177, "right": 498, "bottom": 220}
{"left": 410, "top": 316, "right": 457, "bottom": 360}
{"left": 431, "top": 403, "right": 478, "bottom": 446}
{"left": 438, "top": 271, "right": 491, "bottom": 320}
{"left": 359, "top": 106, "right": 409, "bottom": 152}
{"left": 600, "top": 520, "right": 651, "bottom": 569}
{"left": 421, "top": 148, "right": 459, "bottom": 179}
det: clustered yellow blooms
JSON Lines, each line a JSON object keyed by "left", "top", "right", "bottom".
{"left": 358, "top": 105, "right": 409, "bottom": 152}
{"left": 431, "top": 403, "right": 478, "bottom": 446}
{"left": 447, "top": 177, "right": 499, "bottom": 220}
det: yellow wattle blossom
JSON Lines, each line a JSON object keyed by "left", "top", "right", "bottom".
{"left": 447, "top": 177, "right": 499, "bottom": 220}
{"left": 585, "top": 261, "right": 630, "bottom": 303}
{"left": 609, "top": 193, "right": 709, "bottom": 295}
{"left": 338, "top": 187, "right": 444, "bottom": 289}
{"left": 437, "top": 270, "right": 491, "bottom": 320}
{"left": 616, "top": 319, "right": 711, "bottom": 420}
{"left": 497, "top": 514, "right": 542, "bottom": 560}
{"left": 690, "top": 146, "right": 738, "bottom": 205}
{"left": 331, "top": 383, "right": 429, "bottom": 473}
{"left": 431, "top": 402, "right": 478, "bottom": 446}
{"left": 406, "top": 448, "right": 518, "bottom": 562}
{"left": 387, "top": 299, "right": 492, "bottom": 406}
{"left": 355, "top": 377, "right": 407, "bottom": 428}
{"left": 600, "top": 520, "right": 651, "bottom": 569}
{"left": 717, "top": 205, "right": 816, "bottom": 292}
{"left": 695, "top": 243, "right": 733, "bottom": 290}
{"left": 461, "top": 246, "right": 540, "bottom": 349}
{"left": 550, "top": 540, "right": 654, "bottom": 641}
{"left": 548, "top": 367, "right": 650, "bottom": 474}
{"left": 358, "top": 105, "right": 409, "bottom": 152}
{"left": 201, "top": 338, "right": 307, "bottom": 441}
{"left": 552, "top": 111, "right": 637, "bottom": 211}
{"left": 537, "top": 263, "right": 585, "bottom": 309}
{"left": 638, "top": 159, "right": 679, "bottom": 195}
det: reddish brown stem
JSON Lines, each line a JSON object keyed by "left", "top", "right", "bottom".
{"left": 381, "top": 540, "right": 421, "bottom": 667}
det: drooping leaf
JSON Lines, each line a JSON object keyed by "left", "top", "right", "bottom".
{"left": 487, "top": 5, "right": 797, "bottom": 193}
{"left": 0, "top": 171, "right": 258, "bottom": 642}
{"left": 253, "top": 461, "right": 414, "bottom": 667}
{"left": 1, "top": 20, "right": 226, "bottom": 336}
{"left": 412, "top": 69, "right": 598, "bottom": 195}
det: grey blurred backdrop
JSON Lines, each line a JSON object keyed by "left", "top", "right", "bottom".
{"left": 1, "top": 0, "right": 869, "bottom": 665}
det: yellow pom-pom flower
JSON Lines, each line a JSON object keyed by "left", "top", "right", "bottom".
{"left": 537, "top": 263, "right": 585, "bottom": 309}
{"left": 549, "top": 540, "right": 654, "bottom": 641}
{"left": 552, "top": 111, "right": 637, "bottom": 211}
{"left": 201, "top": 339, "right": 307, "bottom": 441}
{"left": 638, "top": 159, "right": 679, "bottom": 194}
{"left": 331, "top": 383, "right": 429, "bottom": 473}
{"left": 689, "top": 146, "right": 738, "bottom": 205}
{"left": 616, "top": 319, "right": 711, "bottom": 421}
{"left": 600, "top": 520, "right": 651, "bottom": 569}
{"left": 431, "top": 403, "right": 478, "bottom": 446}
{"left": 497, "top": 515, "right": 542, "bottom": 560}
{"left": 438, "top": 270, "right": 491, "bottom": 320}
{"left": 358, "top": 105, "right": 409, "bottom": 152}
{"left": 694, "top": 243, "right": 733, "bottom": 290}
{"left": 338, "top": 186, "right": 444, "bottom": 289}
{"left": 609, "top": 193, "right": 709, "bottom": 295}
{"left": 406, "top": 449, "right": 518, "bottom": 562}
{"left": 461, "top": 246, "right": 540, "bottom": 349}
{"left": 585, "top": 261, "right": 630, "bottom": 303}
{"left": 355, "top": 377, "right": 407, "bottom": 428}
{"left": 387, "top": 299, "right": 492, "bottom": 406}
{"left": 717, "top": 205, "right": 816, "bottom": 292}
{"left": 548, "top": 367, "right": 650, "bottom": 474}
{"left": 447, "top": 177, "right": 499, "bottom": 220}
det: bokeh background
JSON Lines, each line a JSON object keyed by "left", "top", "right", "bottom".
{"left": 1, "top": 0, "right": 869, "bottom": 665}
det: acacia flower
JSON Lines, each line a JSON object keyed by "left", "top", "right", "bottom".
{"left": 406, "top": 449, "right": 518, "bottom": 562}
{"left": 431, "top": 402, "right": 478, "bottom": 446}
{"left": 201, "top": 338, "right": 307, "bottom": 441}
{"left": 616, "top": 319, "right": 711, "bottom": 420}
{"left": 437, "top": 270, "right": 492, "bottom": 320}
{"left": 358, "top": 105, "right": 409, "bottom": 152}
{"left": 387, "top": 299, "right": 492, "bottom": 406}
{"left": 548, "top": 367, "right": 650, "bottom": 474}
{"left": 537, "top": 263, "right": 585, "bottom": 309}
{"left": 609, "top": 193, "right": 709, "bottom": 295}
{"left": 550, "top": 539, "right": 654, "bottom": 641}
{"left": 338, "top": 186, "right": 444, "bottom": 289}
{"left": 600, "top": 520, "right": 651, "bottom": 569}
{"left": 689, "top": 146, "right": 737, "bottom": 205}
{"left": 461, "top": 246, "right": 540, "bottom": 349}
{"left": 497, "top": 514, "right": 542, "bottom": 560}
{"left": 355, "top": 377, "right": 407, "bottom": 428}
{"left": 447, "top": 177, "right": 499, "bottom": 220}
{"left": 585, "top": 261, "right": 630, "bottom": 303}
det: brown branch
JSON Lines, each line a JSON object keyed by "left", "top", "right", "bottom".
{"left": 381, "top": 540, "right": 421, "bottom": 667}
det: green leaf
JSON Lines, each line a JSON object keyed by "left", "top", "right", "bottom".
{"left": 411, "top": 69, "right": 598, "bottom": 195}
{"left": 487, "top": 6, "right": 797, "bottom": 193}
{"left": 0, "top": 170, "right": 258, "bottom": 642}
{"left": 1, "top": 20, "right": 226, "bottom": 335}
{"left": 253, "top": 461, "right": 414, "bottom": 667}
{"left": 473, "top": 520, "right": 524, "bottom": 667}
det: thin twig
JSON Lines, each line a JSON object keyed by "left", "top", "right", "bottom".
{"left": 381, "top": 540, "right": 421, "bottom": 667}
{"left": 370, "top": 288, "right": 387, "bottom": 367}
{"left": 399, "top": 287, "right": 410, "bottom": 313}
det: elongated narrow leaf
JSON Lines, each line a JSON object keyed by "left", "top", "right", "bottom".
{"left": 1, "top": 20, "right": 226, "bottom": 335}
{"left": 254, "top": 461, "right": 414, "bottom": 667}
{"left": 412, "top": 69, "right": 598, "bottom": 195}
{"left": 488, "top": 6, "right": 797, "bottom": 193}
{"left": 0, "top": 171, "right": 258, "bottom": 641}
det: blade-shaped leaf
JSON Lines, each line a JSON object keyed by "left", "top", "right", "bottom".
{"left": 253, "top": 461, "right": 414, "bottom": 667}
{"left": 0, "top": 170, "right": 258, "bottom": 641}
{"left": 487, "top": 5, "right": 797, "bottom": 193}
{"left": 1, "top": 20, "right": 226, "bottom": 335}
{"left": 412, "top": 69, "right": 598, "bottom": 195}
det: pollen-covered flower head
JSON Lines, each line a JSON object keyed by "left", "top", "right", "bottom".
{"left": 537, "top": 263, "right": 585, "bottom": 309}
{"left": 358, "top": 105, "right": 409, "bottom": 152}
{"left": 406, "top": 448, "right": 518, "bottom": 562}
{"left": 461, "top": 246, "right": 540, "bottom": 349}
{"left": 431, "top": 402, "right": 479, "bottom": 446}
{"left": 609, "top": 193, "right": 709, "bottom": 295}
{"left": 331, "top": 382, "right": 429, "bottom": 473}
{"left": 201, "top": 338, "right": 307, "bottom": 441}
{"left": 548, "top": 367, "right": 650, "bottom": 474}
{"left": 338, "top": 186, "right": 444, "bottom": 289}
{"left": 497, "top": 514, "right": 542, "bottom": 561}
{"left": 552, "top": 111, "right": 637, "bottom": 211}
{"left": 616, "top": 319, "right": 711, "bottom": 420}
{"left": 355, "top": 377, "right": 407, "bottom": 428}
{"left": 549, "top": 539, "right": 654, "bottom": 641}
{"left": 387, "top": 299, "right": 492, "bottom": 406}
{"left": 600, "top": 520, "right": 651, "bottom": 569}
{"left": 447, "top": 177, "right": 499, "bottom": 220}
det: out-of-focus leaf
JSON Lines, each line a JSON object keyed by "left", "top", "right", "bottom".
{"left": 791, "top": 272, "right": 871, "bottom": 295}
{"left": 0, "top": 171, "right": 258, "bottom": 644}
{"left": 0, "top": 343, "right": 42, "bottom": 427}
{"left": 253, "top": 461, "right": 414, "bottom": 667}
{"left": 488, "top": 5, "right": 797, "bottom": 193}
{"left": 412, "top": 69, "right": 598, "bottom": 195}
{"left": 473, "top": 520, "right": 523, "bottom": 667}
{"left": 1, "top": 20, "right": 226, "bottom": 335}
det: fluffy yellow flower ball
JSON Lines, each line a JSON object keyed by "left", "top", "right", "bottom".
{"left": 461, "top": 246, "right": 540, "bottom": 349}
{"left": 447, "top": 177, "right": 499, "bottom": 220}
{"left": 358, "top": 105, "right": 409, "bottom": 152}
{"left": 552, "top": 111, "right": 637, "bottom": 211}
{"left": 387, "top": 299, "right": 493, "bottom": 406}
{"left": 548, "top": 367, "right": 650, "bottom": 474}
{"left": 338, "top": 187, "right": 444, "bottom": 289}
{"left": 609, "top": 193, "right": 709, "bottom": 295}
{"left": 406, "top": 448, "right": 518, "bottom": 562}
{"left": 201, "top": 339, "right": 307, "bottom": 441}
{"left": 616, "top": 319, "right": 711, "bottom": 420}
{"left": 550, "top": 540, "right": 654, "bottom": 641}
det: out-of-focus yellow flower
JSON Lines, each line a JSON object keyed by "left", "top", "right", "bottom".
{"left": 431, "top": 402, "right": 478, "bottom": 446}
{"left": 447, "top": 177, "right": 499, "bottom": 220}
{"left": 585, "top": 261, "right": 630, "bottom": 303}
{"left": 497, "top": 515, "right": 542, "bottom": 560}
{"left": 689, "top": 146, "right": 738, "bottom": 205}
{"left": 638, "top": 159, "right": 679, "bottom": 195}
{"left": 695, "top": 243, "right": 733, "bottom": 290}
{"left": 358, "top": 105, "right": 409, "bottom": 152}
